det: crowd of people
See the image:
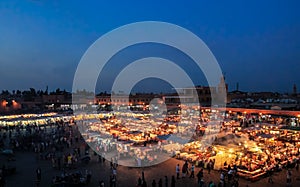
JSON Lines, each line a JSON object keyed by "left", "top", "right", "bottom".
{"left": 1, "top": 114, "right": 300, "bottom": 186}
{"left": 130, "top": 160, "right": 240, "bottom": 187}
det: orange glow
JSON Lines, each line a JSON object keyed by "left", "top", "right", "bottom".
{"left": 1, "top": 100, "right": 8, "bottom": 107}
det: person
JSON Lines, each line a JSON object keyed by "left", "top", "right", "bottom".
{"left": 286, "top": 169, "right": 292, "bottom": 186}
{"left": 98, "top": 155, "right": 102, "bottom": 163}
{"left": 165, "top": 176, "right": 168, "bottom": 187}
{"left": 233, "top": 164, "right": 237, "bottom": 173}
{"left": 199, "top": 178, "right": 205, "bottom": 187}
{"left": 182, "top": 161, "right": 188, "bottom": 178}
{"left": 208, "top": 181, "right": 215, "bottom": 187}
{"left": 110, "top": 157, "right": 114, "bottom": 168}
{"left": 232, "top": 178, "right": 239, "bottom": 187}
{"left": 110, "top": 175, "right": 116, "bottom": 187}
{"left": 112, "top": 166, "right": 117, "bottom": 177}
{"left": 152, "top": 179, "right": 156, "bottom": 187}
{"left": 51, "top": 157, "right": 56, "bottom": 168}
{"left": 176, "top": 164, "right": 180, "bottom": 179}
{"left": 99, "top": 180, "right": 105, "bottom": 187}
{"left": 197, "top": 168, "right": 203, "bottom": 184}
{"left": 220, "top": 171, "right": 225, "bottom": 184}
{"left": 267, "top": 170, "right": 273, "bottom": 184}
{"left": 228, "top": 168, "right": 234, "bottom": 181}
{"left": 207, "top": 161, "right": 211, "bottom": 174}
{"left": 142, "top": 179, "right": 147, "bottom": 187}
{"left": 57, "top": 157, "right": 61, "bottom": 170}
{"left": 102, "top": 153, "right": 106, "bottom": 162}
{"left": 36, "top": 167, "right": 41, "bottom": 185}
{"left": 0, "top": 169, "right": 5, "bottom": 187}
{"left": 190, "top": 164, "right": 195, "bottom": 178}
{"left": 86, "top": 170, "right": 92, "bottom": 184}
{"left": 67, "top": 154, "right": 72, "bottom": 168}
{"left": 142, "top": 171, "right": 145, "bottom": 181}
{"left": 171, "top": 176, "right": 176, "bottom": 187}
{"left": 158, "top": 178, "right": 162, "bottom": 187}
{"left": 138, "top": 177, "right": 142, "bottom": 187}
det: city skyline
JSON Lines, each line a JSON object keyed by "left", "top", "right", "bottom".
{"left": 1, "top": 0, "right": 300, "bottom": 93}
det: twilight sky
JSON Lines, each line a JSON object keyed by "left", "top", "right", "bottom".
{"left": 0, "top": 0, "right": 299, "bottom": 93}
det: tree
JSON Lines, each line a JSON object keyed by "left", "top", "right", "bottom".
{"left": 16, "top": 90, "right": 21, "bottom": 96}
{"left": 56, "top": 88, "right": 61, "bottom": 94}
{"left": 1, "top": 90, "right": 10, "bottom": 96}
{"left": 29, "top": 88, "right": 37, "bottom": 96}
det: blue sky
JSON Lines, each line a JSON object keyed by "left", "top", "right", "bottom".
{"left": 0, "top": 0, "right": 299, "bottom": 93}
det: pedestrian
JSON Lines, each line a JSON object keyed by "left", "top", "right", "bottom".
{"left": 197, "top": 169, "right": 203, "bottom": 182}
{"left": 110, "top": 158, "right": 114, "bottom": 168}
{"left": 112, "top": 166, "right": 117, "bottom": 177}
{"left": 199, "top": 178, "right": 205, "bottom": 187}
{"left": 176, "top": 164, "right": 180, "bottom": 179}
{"left": 51, "top": 157, "right": 55, "bottom": 168}
{"left": 0, "top": 169, "right": 5, "bottom": 187}
{"left": 86, "top": 170, "right": 92, "bottom": 184}
{"left": 103, "top": 153, "right": 106, "bottom": 162}
{"left": 110, "top": 175, "right": 116, "bottom": 187}
{"left": 36, "top": 167, "right": 41, "bottom": 186}
{"left": 142, "top": 179, "right": 147, "bottom": 187}
{"left": 57, "top": 157, "right": 61, "bottom": 170}
{"left": 99, "top": 180, "right": 105, "bottom": 187}
{"left": 228, "top": 168, "right": 234, "bottom": 181}
{"left": 142, "top": 171, "right": 145, "bottom": 181}
{"left": 232, "top": 178, "right": 239, "bottom": 187}
{"left": 171, "top": 176, "right": 176, "bottom": 187}
{"left": 207, "top": 161, "right": 211, "bottom": 174}
{"left": 158, "top": 178, "right": 163, "bottom": 187}
{"left": 267, "top": 170, "right": 273, "bottom": 184}
{"left": 208, "top": 181, "right": 215, "bottom": 187}
{"left": 137, "top": 177, "right": 142, "bottom": 187}
{"left": 165, "top": 176, "right": 168, "bottom": 187}
{"left": 182, "top": 161, "right": 188, "bottom": 178}
{"left": 98, "top": 155, "right": 102, "bottom": 163}
{"left": 190, "top": 164, "right": 195, "bottom": 178}
{"left": 286, "top": 169, "right": 292, "bottom": 186}
{"left": 0, "top": 175, "right": 5, "bottom": 187}
{"left": 152, "top": 179, "right": 156, "bottom": 187}
{"left": 36, "top": 167, "right": 41, "bottom": 179}
{"left": 219, "top": 171, "right": 225, "bottom": 185}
